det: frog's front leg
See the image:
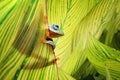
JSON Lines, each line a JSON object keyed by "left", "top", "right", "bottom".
{"left": 46, "top": 30, "right": 51, "bottom": 38}
{"left": 41, "top": 30, "right": 51, "bottom": 43}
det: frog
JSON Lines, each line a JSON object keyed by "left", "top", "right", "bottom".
{"left": 41, "top": 24, "right": 64, "bottom": 63}
{"left": 41, "top": 24, "right": 64, "bottom": 49}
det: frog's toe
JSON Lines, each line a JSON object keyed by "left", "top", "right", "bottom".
{"left": 54, "top": 57, "right": 60, "bottom": 64}
{"left": 41, "top": 38, "right": 47, "bottom": 43}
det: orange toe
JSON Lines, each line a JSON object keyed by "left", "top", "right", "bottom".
{"left": 41, "top": 38, "right": 47, "bottom": 43}
{"left": 54, "top": 57, "right": 60, "bottom": 64}
{"left": 54, "top": 57, "right": 60, "bottom": 61}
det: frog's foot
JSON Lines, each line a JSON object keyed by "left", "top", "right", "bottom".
{"left": 41, "top": 38, "right": 47, "bottom": 43}
{"left": 54, "top": 57, "right": 60, "bottom": 64}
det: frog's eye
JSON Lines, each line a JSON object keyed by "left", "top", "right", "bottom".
{"left": 53, "top": 24, "right": 59, "bottom": 30}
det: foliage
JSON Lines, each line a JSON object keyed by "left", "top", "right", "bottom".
{"left": 0, "top": 0, "right": 120, "bottom": 80}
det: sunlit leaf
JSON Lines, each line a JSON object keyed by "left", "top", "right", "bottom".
{"left": 1, "top": 0, "right": 120, "bottom": 80}
{"left": 0, "top": 0, "right": 75, "bottom": 80}
{"left": 54, "top": 0, "right": 117, "bottom": 79}
{"left": 86, "top": 36, "right": 120, "bottom": 80}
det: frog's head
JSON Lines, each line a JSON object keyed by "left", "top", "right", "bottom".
{"left": 48, "top": 24, "right": 64, "bottom": 38}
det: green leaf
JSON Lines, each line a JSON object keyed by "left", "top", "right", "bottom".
{"left": 54, "top": 0, "right": 117, "bottom": 78}
{"left": 1, "top": 0, "right": 120, "bottom": 80}
{"left": 0, "top": 0, "right": 75, "bottom": 80}
{"left": 86, "top": 36, "right": 120, "bottom": 80}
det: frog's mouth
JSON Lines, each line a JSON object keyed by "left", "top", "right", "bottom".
{"left": 49, "top": 31, "right": 64, "bottom": 37}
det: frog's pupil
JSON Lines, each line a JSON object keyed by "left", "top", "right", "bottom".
{"left": 53, "top": 24, "right": 59, "bottom": 30}
{"left": 55, "top": 25, "right": 59, "bottom": 28}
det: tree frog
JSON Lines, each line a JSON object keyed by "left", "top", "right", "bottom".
{"left": 41, "top": 24, "right": 63, "bottom": 63}
{"left": 41, "top": 24, "right": 64, "bottom": 48}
